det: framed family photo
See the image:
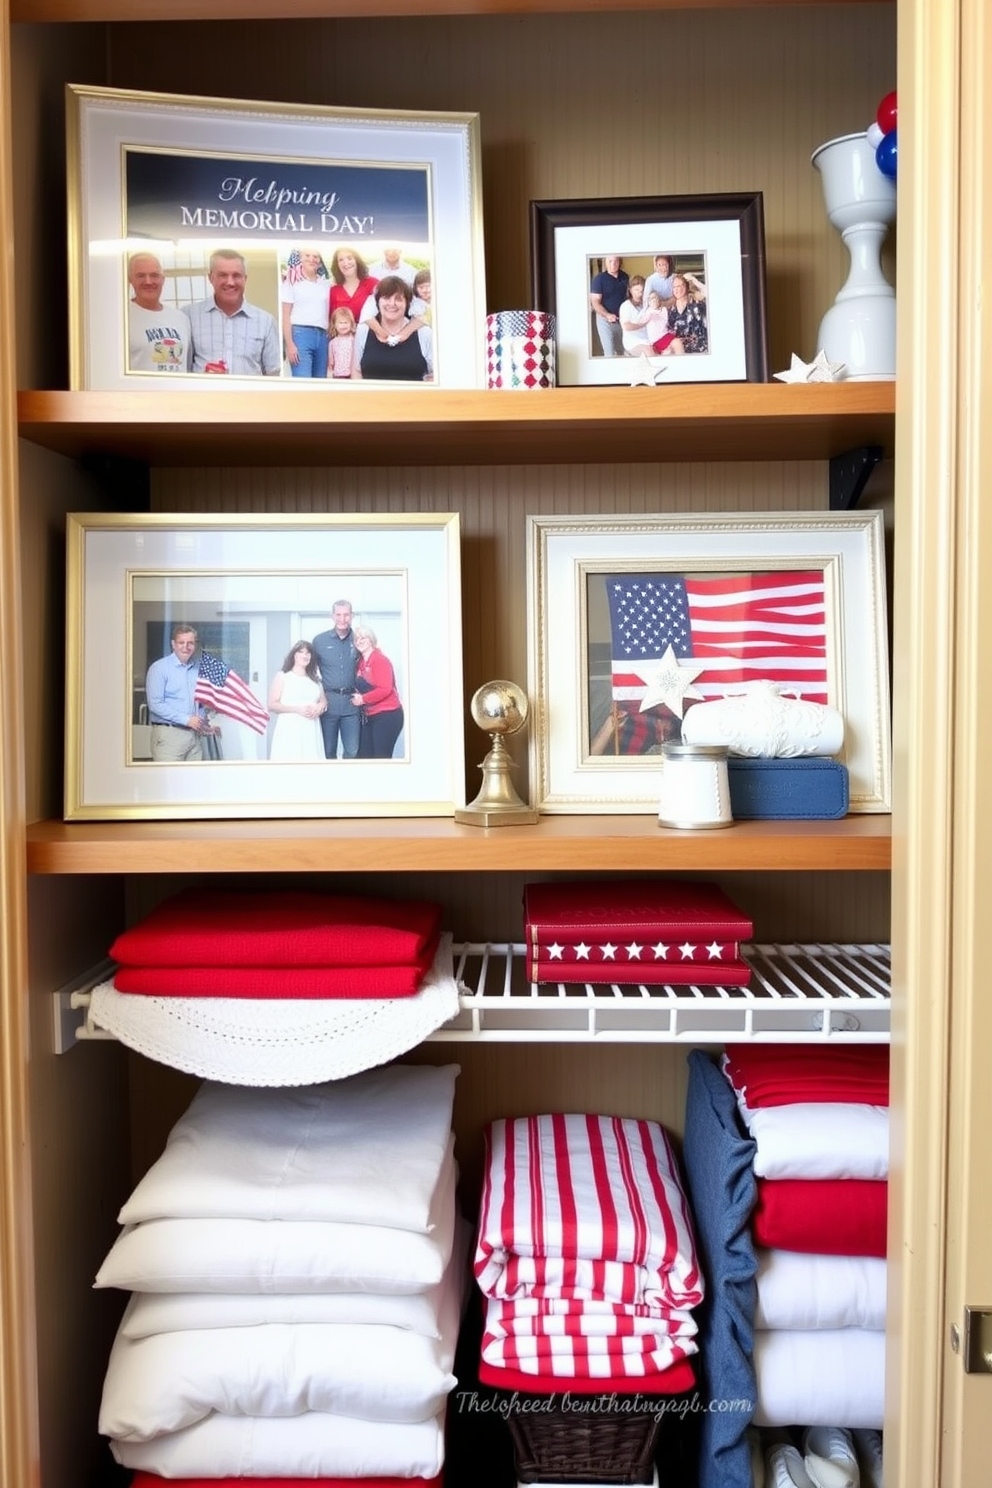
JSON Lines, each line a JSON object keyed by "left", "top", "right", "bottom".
{"left": 526, "top": 511, "right": 891, "bottom": 814}
{"left": 530, "top": 194, "right": 769, "bottom": 387}
{"left": 65, "top": 512, "right": 465, "bottom": 821}
{"left": 67, "top": 84, "right": 486, "bottom": 391}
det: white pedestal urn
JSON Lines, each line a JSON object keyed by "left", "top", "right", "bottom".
{"left": 811, "top": 131, "right": 897, "bottom": 380}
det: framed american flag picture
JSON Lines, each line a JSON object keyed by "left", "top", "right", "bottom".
{"left": 526, "top": 511, "right": 891, "bottom": 814}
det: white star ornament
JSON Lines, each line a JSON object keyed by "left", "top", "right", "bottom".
{"left": 639, "top": 644, "right": 706, "bottom": 719}
{"left": 773, "top": 350, "right": 846, "bottom": 384}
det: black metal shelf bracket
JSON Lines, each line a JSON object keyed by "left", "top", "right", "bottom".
{"left": 830, "top": 444, "right": 884, "bottom": 511}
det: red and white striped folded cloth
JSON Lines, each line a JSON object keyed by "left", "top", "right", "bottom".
{"left": 483, "top": 1295, "right": 697, "bottom": 1327}
{"left": 475, "top": 1113, "right": 703, "bottom": 1313}
{"left": 480, "top": 1294, "right": 699, "bottom": 1379}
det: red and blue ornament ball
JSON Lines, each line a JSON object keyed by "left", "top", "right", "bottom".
{"left": 872, "top": 90, "right": 898, "bottom": 181}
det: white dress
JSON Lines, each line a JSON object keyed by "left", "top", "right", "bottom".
{"left": 268, "top": 672, "right": 325, "bottom": 761}
{"left": 619, "top": 299, "right": 652, "bottom": 354}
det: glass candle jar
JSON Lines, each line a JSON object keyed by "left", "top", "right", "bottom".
{"left": 657, "top": 742, "right": 733, "bottom": 829}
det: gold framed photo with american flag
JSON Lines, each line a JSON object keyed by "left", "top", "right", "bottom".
{"left": 526, "top": 511, "right": 891, "bottom": 814}
{"left": 64, "top": 511, "right": 464, "bottom": 821}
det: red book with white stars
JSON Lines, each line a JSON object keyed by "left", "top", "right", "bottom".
{"left": 524, "top": 878, "right": 752, "bottom": 986}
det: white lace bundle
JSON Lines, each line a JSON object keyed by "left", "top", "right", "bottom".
{"left": 89, "top": 934, "right": 460, "bottom": 1086}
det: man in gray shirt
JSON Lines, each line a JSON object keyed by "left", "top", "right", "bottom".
{"left": 311, "top": 599, "right": 361, "bottom": 759}
{"left": 186, "top": 249, "right": 281, "bottom": 376}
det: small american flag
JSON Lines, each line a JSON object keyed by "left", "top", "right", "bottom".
{"left": 284, "top": 248, "right": 330, "bottom": 284}
{"left": 193, "top": 652, "right": 269, "bottom": 735}
{"left": 608, "top": 570, "right": 828, "bottom": 707}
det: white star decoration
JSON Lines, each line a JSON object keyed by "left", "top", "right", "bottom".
{"left": 538, "top": 939, "right": 730, "bottom": 964}
{"left": 638, "top": 644, "right": 706, "bottom": 719}
{"left": 773, "top": 350, "right": 846, "bottom": 384}
{"left": 629, "top": 359, "right": 667, "bottom": 388}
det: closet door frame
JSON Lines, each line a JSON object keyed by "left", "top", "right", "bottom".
{"left": 0, "top": 0, "right": 981, "bottom": 1483}
{"left": 0, "top": 1, "right": 39, "bottom": 1482}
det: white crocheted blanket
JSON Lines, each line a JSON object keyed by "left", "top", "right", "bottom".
{"left": 89, "top": 933, "right": 460, "bottom": 1086}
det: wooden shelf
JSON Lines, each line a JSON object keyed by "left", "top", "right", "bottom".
{"left": 10, "top": 0, "right": 893, "bottom": 23}
{"left": 17, "top": 384, "right": 895, "bottom": 469}
{"left": 26, "top": 813, "right": 892, "bottom": 875}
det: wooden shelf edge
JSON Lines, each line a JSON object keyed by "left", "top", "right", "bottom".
{"left": 11, "top": 0, "right": 895, "bottom": 23}
{"left": 17, "top": 384, "right": 896, "bottom": 468}
{"left": 26, "top": 814, "right": 893, "bottom": 875}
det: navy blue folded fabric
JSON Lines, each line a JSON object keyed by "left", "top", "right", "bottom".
{"left": 682, "top": 1050, "right": 759, "bottom": 1488}
{"left": 727, "top": 756, "right": 849, "bottom": 819}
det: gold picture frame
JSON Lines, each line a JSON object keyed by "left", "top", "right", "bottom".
{"left": 65, "top": 511, "right": 465, "bottom": 821}
{"left": 67, "top": 84, "right": 486, "bottom": 391}
{"left": 526, "top": 511, "right": 891, "bottom": 814}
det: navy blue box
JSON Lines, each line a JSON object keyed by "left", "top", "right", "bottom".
{"left": 727, "top": 756, "right": 849, "bottom": 820}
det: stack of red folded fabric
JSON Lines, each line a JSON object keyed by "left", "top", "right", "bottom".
{"left": 473, "top": 1111, "right": 702, "bottom": 1395}
{"left": 109, "top": 889, "right": 443, "bottom": 999}
{"left": 523, "top": 879, "right": 753, "bottom": 986}
{"left": 722, "top": 1044, "right": 889, "bottom": 1431}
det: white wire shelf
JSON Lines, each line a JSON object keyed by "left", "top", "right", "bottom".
{"left": 57, "top": 941, "right": 890, "bottom": 1051}
{"left": 432, "top": 942, "right": 891, "bottom": 1043}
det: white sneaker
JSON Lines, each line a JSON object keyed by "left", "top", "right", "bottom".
{"left": 766, "top": 1443, "right": 816, "bottom": 1488}
{"left": 852, "top": 1428, "right": 883, "bottom": 1488}
{"left": 802, "top": 1426, "right": 860, "bottom": 1488}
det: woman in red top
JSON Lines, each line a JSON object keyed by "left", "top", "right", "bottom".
{"left": 351, "top": 625, "right": 404, "bottom": 759}
{"left": 328, "top": 247, "right": 378, "bottom": 326}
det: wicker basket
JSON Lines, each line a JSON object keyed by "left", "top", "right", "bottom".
{"left": 502, "top": 1393, "right": 661, "bottom": 1485}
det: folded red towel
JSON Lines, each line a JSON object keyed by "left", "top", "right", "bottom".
{"left": 129, "top": 1477, "right": 443, "bottom": 1488}
{"left": 110, "top": 889, "right": 442, "bottom": 968}
{"left": 723, "top": 1045, "right": 889, "bottom": 1107}
{"left": 478, "top": 1357, "right": 696, "bottom": 1394}
{"left": 752, "top": 1177, "right": 888, "bottom": 1257}
{"left": 114, "top": 933, "right": 440, "bottom": 1000}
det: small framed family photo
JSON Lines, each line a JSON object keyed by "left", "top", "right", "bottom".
{"left": 530, "top": 194, "right": 769, "bottom": 387}
{"left": 526, "top": 511, "right": 891, "bottom": 814}
{"left": 66, "top": 84, "right": 486, "bottom": 391}
{"left": 64, "top": 512, "right": 465, "bottom": 821}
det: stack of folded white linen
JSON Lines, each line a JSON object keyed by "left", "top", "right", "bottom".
{"left": 95, "top": 1062, "right": 465, "bottom": 1481}
{"left": 722, "top": 1046, "right": 888, "bottom": 1434}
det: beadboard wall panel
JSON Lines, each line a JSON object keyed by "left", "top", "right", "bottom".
{"left": 125, "top": 1042, "right": 697, "bottom": 1198}
{"left": 97, "top": 6, "right": 896, "bottom": 371}
{"left": 153, "top": 458, "right": 837, "bottom": 757}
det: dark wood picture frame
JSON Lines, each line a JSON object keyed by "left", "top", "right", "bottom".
{"left": 530, "top": 193, "right": 769, "bottom": 386}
